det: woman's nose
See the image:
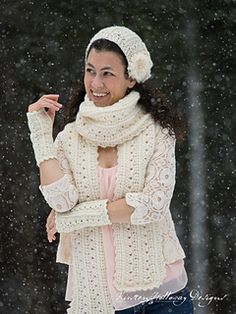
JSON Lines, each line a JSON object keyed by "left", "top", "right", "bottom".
{"left": 91, "top": 75, "right": 104, "bottom": 89}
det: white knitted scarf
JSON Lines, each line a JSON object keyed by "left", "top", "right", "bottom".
{"left": 75, "top": 91, "right": 154, "bottom": 147}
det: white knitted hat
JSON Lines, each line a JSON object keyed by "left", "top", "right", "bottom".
{"left": 85, "top": 26, "right": 153, "bottom": 83}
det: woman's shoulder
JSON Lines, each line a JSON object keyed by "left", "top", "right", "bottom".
{"left": 139, "top": 120, "right": 169, "bottom": 142}
{"left": 55, "top": 121, "right": 77, "bottom": 141}
{"left": 154, "top": 121, "right": 167, "bottom": 138}
{"left": 154, "top": 121, "right": 176, "bottom": 143}
{"left": 63, "top": 121, "right": 77, "bottom": 133}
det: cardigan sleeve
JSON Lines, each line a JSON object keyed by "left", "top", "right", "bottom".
{"left": 126, "top": 127, "right": 176, "bottom": 225}
{"left": 38, "top": 131, "right": 79, "bottom": 213}
{"left": 39, "top": 130, "right": 112, "bottom": 230}
{"left": 55, "top": 199, "right": 112, "bottom": 233}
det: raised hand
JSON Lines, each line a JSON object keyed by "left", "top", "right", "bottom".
{"left": 28, "top": 94, "right": 63, "bottom": 122}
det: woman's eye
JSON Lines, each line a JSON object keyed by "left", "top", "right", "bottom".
{"left": 86, "top": 68, "right": 95, "bottom": 74}
{"left": 103, "top": 71, "right": 113, "bottom": 76}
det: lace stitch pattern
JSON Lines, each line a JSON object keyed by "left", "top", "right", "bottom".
{"left": 126, "top": 128, "right": 176, "bottom": 224}
{"left": 38, "top": 121, "right": 186, "bottom": 310}
{"left": 110, "top": 123, "right": 167, "bottom": 291}
{"left": 39, "top": 132, "right": 79, "bottom": 212}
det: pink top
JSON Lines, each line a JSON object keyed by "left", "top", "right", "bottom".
{"left": 65, "top": 165, "right": 188, "bottom": 310}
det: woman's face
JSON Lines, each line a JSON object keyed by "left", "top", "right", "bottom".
{"left": 84, "top": 48, "right": 136, "bottom": 107}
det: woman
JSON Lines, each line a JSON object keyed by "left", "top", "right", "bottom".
{"left": 27, "top": 26, "right": 194, "bottom": 313}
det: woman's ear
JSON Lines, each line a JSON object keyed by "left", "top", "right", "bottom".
{"left": 127, "top": 77, "right": 136, "bottom": 89}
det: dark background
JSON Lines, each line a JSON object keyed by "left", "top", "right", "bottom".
{"left": 0, "top": 1, "right": 235, "bottom": 313}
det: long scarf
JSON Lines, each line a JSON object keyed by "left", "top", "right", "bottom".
{"left": 75, "top": 91, "right": 154, "bottom": 147}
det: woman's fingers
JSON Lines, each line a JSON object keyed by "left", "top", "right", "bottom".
{"left": 48, "top": 226, "right": 57, "bottom": 243}
{"left": 46, "top": 209, "right": 57, "bottom": 243}
{"left": 35, "top": 99, "right": 62, "bottom": 111}
{"left": 28, "top": 94, "right": 63, "bottom": 113}
{"left": 40, "top": 100, "right": 62, "bottom": 112}
{"left": 42, "top": 94, "right": 60, "bottom": 100}
{"left": 47, "top": 223, "right": 57, "bottom": 243}
{"left": 41, "top": 97, "right": 63, "bottom": 108}
{"left": 40, "top": 95, "right": 63, "bottom": 108}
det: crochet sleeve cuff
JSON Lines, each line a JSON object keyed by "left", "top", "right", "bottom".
{"left": 38, "top": 131, "right": 79, "bottom": 212}
{"left": 39, "top": 175, "right": 79, "bottom": 212}
{"left": 26, "top": 109, "right": 57, "bottom": 166}
{"left": 55, "top": 199, "right": 112, "bottom": 232}
{"left": 126, "top": 128, "right": 176, "bottom": 225}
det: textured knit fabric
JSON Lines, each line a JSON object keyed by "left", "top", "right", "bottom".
{"left": 75, "top": 91, "right": 153, "bottom": 147}
{"left": 98, "top": 166, "right": 188, "bottom": 310}
{"left": 64, "top": 165, "right": 188, "bottom": 311}
{"left": 40, "top": 163, "right": 187, "bottom": 312}
{"left": 37, "top": 91, "right": 186, "bottom": 312}
{"left": 26, "top": 108, "right": 57, "bottom": 166}
{"left": 86, "top": 26, "right": 153, "bottom": 83}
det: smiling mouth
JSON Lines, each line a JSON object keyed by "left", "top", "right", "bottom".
{"left": 91, "top": 91, "right": 109, "bottom": 97}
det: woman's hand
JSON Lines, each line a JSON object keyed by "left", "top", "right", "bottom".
{"left": 26, "top": 94, "right": 63, "bottom": 166}
{"left": 107, "top": 198, "right": 134, "bottom": 223}
{"left": 28, "top": 94, "right": 63, "bottom": 122}
{"left": 46, "top": 209, "right": 57, "bottom": 243}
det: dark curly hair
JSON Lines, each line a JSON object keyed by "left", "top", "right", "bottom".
{"left": 59, "top": 39, "right": 186, "bottom": 141}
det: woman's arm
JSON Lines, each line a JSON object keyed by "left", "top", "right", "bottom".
{"left": 27, "top": 95, "right": 79, "bottom": 212}
{"left": 43, "top": 125, "right": 175, "bottom": 232}
{"left": 55, "top": 127, "right": 176, "bottom": 232}
{"left": 46, "top": 200, "right": 133, "bottom": 244}
{"left": 125, "top": 127, "right": 176, "bottom": 225}
{"left": 27, "top": 94, "right": 64, "bottom": 185}
{"left": 39, "top": 159, "right": 64, "bottom": 186}
{"left": 37, "top": 131, "right": 80, "bottom": 212}
{"left": 100, "top": 126, "right": 176, "bottom": 225}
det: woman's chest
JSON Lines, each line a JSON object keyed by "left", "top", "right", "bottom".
{"left": 97, "top": 146, "right": 118, "bottom": 168}
{"left": 63, "top": 126, "right": 155, "bottom": 199}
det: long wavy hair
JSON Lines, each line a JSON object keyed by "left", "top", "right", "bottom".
{"left": 59, "top": 39, "right": 186, "bottom": 140}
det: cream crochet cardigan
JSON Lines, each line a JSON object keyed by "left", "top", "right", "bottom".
{"left": 38, "top": 91, "right": 186, "bottom": 313}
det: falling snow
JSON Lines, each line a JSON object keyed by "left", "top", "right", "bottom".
{"left": 1, "top": 1, "right": 235, "bottom": 314}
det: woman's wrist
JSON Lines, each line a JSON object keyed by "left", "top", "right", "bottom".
{"left": 107, "top": 198, "right": 134, "bottom": 224}
{"left": 26, "top": 109, "right": 56, "bottom": 166}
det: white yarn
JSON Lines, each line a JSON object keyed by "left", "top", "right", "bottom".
{"left": 85, "top": 26, "right": 153, "bottom": 83}
{"left": 75, "top": 91, "right": 154, "bottom": 147}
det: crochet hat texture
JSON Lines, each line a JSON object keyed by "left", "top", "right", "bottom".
{"left": 85, "top": 26, "right": 153, "bottom": 83}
